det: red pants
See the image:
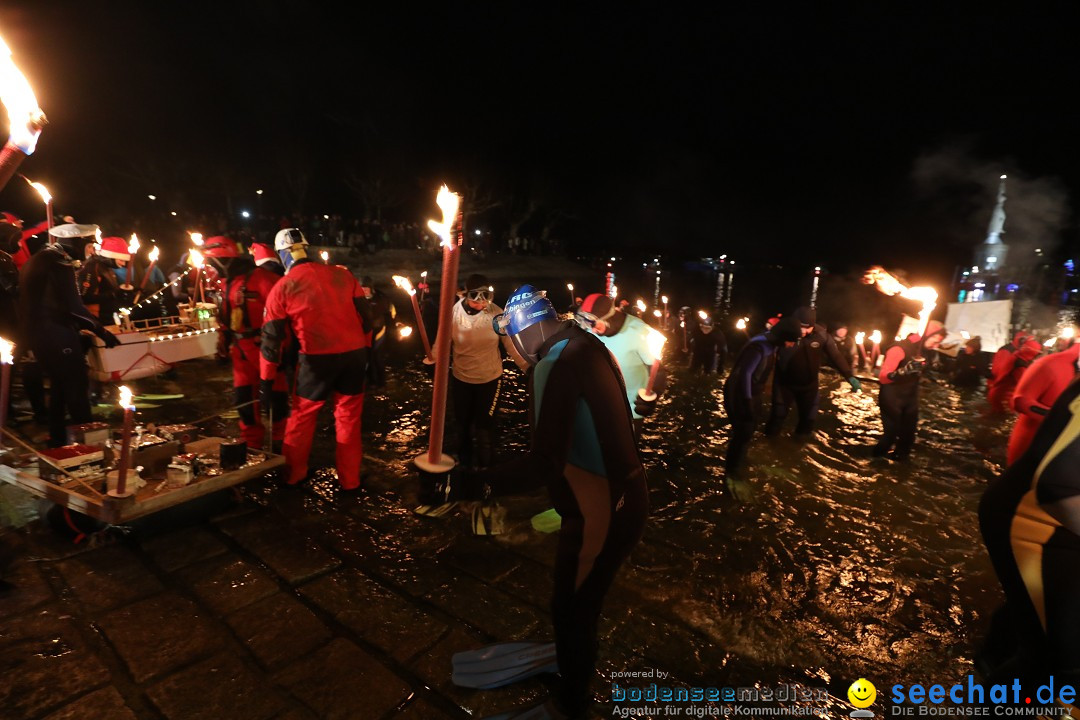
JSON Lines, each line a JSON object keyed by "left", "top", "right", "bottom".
{"left": 284, "top": 392, "right": 365, "bottom": 489}
{"left": 232, "top": 338, "right": 288, "bottom": 449}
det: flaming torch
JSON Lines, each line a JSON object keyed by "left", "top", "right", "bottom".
{"left": 0, "top": 34, "right": 46, "bottom": 193}
{"left": 863, "top": 266, "right": 938, "bottom": 341}
{"left": 662, "top": 294, "right": 669, "bottom": 328}
{"left": 0, "top": 336, "right": 12, "bottom": 449}
{"left": 134, "top": 245, "right": 160, "bottom": 304}
{"left": 870, "top": 329, "right": 883, "bottom": 367}
{"left": 393, "top": 274, "right": 433, "bottom": 361}
{"left": 855, "top": 331, "right": 868, "bottom": 366}
{"left": 110, "top": 385, "right": 136, "bottom": 498}
{"left": 635, "top": 299, "right": 647, "bottom": 316}
{"left": 319, "top": 250, "right": 329, "bottom": 263}
{"left": 567, "top": 283, "right": 574, "bottom": 308}
{"left": 28, "top": 180, "right": 52, "bottom": 239}
{"left": 125, "top": 234, "right": 140, "bottom": 290}
{"left": 638, "top": 328, "right": 667, "bottom": 402}
{"left": 417, "top": 185, "right": 462, "bottom": 477}
{"left": 189, "top": 248, "right": 206, "bottom": 305}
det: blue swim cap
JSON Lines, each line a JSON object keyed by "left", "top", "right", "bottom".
{"left": 493, "top": 284, "right": 558, "bottom": 337}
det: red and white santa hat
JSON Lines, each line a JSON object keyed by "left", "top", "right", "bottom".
{"left": 98, "top": 236, "right": 131, "bottom": 261}
{"left": 250, "top": 242, "right": 276, "bottom": 264}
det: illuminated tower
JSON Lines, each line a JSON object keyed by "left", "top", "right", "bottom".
{"left": 973, "top": 174, "right": 1009, "bottom": 273}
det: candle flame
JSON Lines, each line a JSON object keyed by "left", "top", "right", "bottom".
{"left": 855, "top": 331, "right": 866, "bottom": 344}
{"left": 128, "top": 233, "right": 140, "bottom": 254}
{"left": 863, "top": 266, "right": 938, "bottom": 336}
{"left": 189, "top": 232, "right": 203, "bottom": 246}
{"left": 870, "top": 330, "right": 882, "bottom": 344}
{"left": 399, "top": 325, "right": 414, "bottom": 338}
{"left": 392, "top": 275, "right": 415, "bottom": 295}
{"left": 427, "top": 184, "right": 461, "bottom": 247}
{"left": 189, "top": 249, "right": 204, "bottom": 268}
{"left": 736, "top": 318, "right": 747, "bottom": 330}
{"left": 697, "top": 310, "right": 708, "bottom": 320}
{"left": 661, "top": 295, "right": 668, "bottom": 304}
{"left": 0, "top": 336, "right": 13, "bottom": 364}
{"left": 28, "top": 181, "right": 50, "bottom": 203}
{"left": 0, "top": 35, "right": 45, "bottom": 153}
{"left": 645, "top": 328, "right": 666, "bottom": 364}
{"left": 635, "top": 299, "right": 647, "bottom": 312}
{"left": 118, "top": 385, "right": 135, "bottom": 410}
{"left": 148, "top": 246, "right": 160, "bottom": 262}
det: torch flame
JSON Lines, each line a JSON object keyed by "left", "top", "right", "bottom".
{"left": 863, "top": 266, "right": 938, "bottom": 336}
{"left": 319, "top": 250, "right": 329, "bottom": 262}
{"left": 392, "top": 275, "right": 415, "bottom": 295}
{"left": 645, "top": 328, "right": 667, "bottom": 364}
{"left": 0, "top": 35, "right": 45, "bottom": 153}
{"left": 653, "top": 309, "right": 662, "bottom": 318}
{"left": 427, "top": 184, "right": 461, "bottom": 247}
{"left": 961, "top": 330, "right": 971, "bottom": 340}
{"left": 148, "top": 246, "right": 160, "bottom": 262}
{"left": 128, "top": 233, "right": 140, "bottom": 254}
{"left": 28, "top": 181, "right": 49, "bottom": 203}
{"left": 635, "top": 299, "right": 647, "bottom": 313}
{"left": 0, "top": 336, "right": 13, "bottom": 364}
{"left": 1062, "top": 327, "right": 1076, "bottom": 340}
{"left": 189, "top": 249, "right": 204, "bottom": 268}
{"left": 117, "top": 385, "right": 135, "bottom": 410}
{"left": 870, "top": 330, "right": 882, "bottom": 344}
{"left": 399, "top": 325, "right": 414, "bottom": 338}
{"left": 1044, "top": 338, "right": 1057, "bottom": 348}
{"left": 697, "top": 310, "right": 708, "bottom": 321}
{"left": 662, "top": 295, "right": 668, "bottom": 304}
{"left": 736, "top": 318, "right": 747, "bottom": 330}
{"left": 855, "top": 331, "right": 866, "bottom": 345}
{"left": 189, "top": 232, "right": 203, "bottom": 246}
{"left": 567, "top": 283, "right": 573, "bottom": 292}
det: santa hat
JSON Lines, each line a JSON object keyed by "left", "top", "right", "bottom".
{"left": 250, "top": 242, "right": 276, "bottom": 263}
{"left": 98, "top": 236, "right": 131, "bottom": 261}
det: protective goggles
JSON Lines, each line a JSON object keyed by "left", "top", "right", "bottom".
{"left": 573, "top": 303, "right": 617, "bottom": 330}
{"left": 467, "top": 287, "right": 494, "bottom": 303}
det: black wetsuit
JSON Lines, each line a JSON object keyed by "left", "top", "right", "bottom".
{"left": 689, "top": 325, "right": 727, "bottom": 374}
{"left": 952, "top": 350, "right": 989, "bottom": 388}
{"left": 473, "top": 323, "right": 648, "bottom": 716}
{"left": 766, "top": 323, "right": 853, "bottom": 436}
{"left": 723, "top": 333, "right": 780, "bottom": 476}
{"left": 18, "top": 245, "right": 113, "bottom": 446}
{"left": 874, "top": 338, "right": 922, "bottom": 459}
{"left": 979, "top": 376, "right": 1080, "bottom": 686}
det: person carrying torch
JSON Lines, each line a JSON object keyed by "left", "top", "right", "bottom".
{"left": 872, "top": 320, "right": 948, "bottom": 461}
{"left": 574, "top": 293, "right": 668, "bottom": 435}
{"left": 259, "top": 229, "right": 373, "bottom": 489}
{"left": 443, "top": 284, "right": 648, "bottom": 719}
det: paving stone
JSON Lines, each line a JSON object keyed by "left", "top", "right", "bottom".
{"left": 176, "top": 554, "right": 279, "bottom": 616}
{"left": 440, "top": 535, "right": 522, "bottom": 583}
{"left": 496, "top": 560, "right": 554, "bottom": 609}
{"left": 146, "top": 651, "right": 285, "bottom": 720}
{"left": 54, "top": 544, "right": 164, "bottom": 612}
{"left": 98, "top": 592, "right": 224, "bottom": 683}
{"left": 274, "top": 637, "right": 412, "bottom": 720}
{"left": 42, "top": 686, "right": 137, "bottom": 720}
{"left": 220, "top": 515, "right": 340, "bottom": 584}
{"left": 1, "top": 558, "right": 55, "bottom": 616}
{"left": 225, "top": 592, "right": 333, "bottom": 670}
{"left": 393, "top": 697, "right": 459, "bottom": 719}
{"left": 0, "top": 609, "right": 110, "bottom": 720}
{"left": 300, "top": 569, "right": 447, "bottom": 662}
{"left": 140, "top": 525, "right": 229, "bottom": 572}
{"left": 423, "top": 572, "right": 543, "bottom": 639}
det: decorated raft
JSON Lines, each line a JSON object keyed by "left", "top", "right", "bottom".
{"left": 88, "top": 303, "right": 220, "bottom": 382}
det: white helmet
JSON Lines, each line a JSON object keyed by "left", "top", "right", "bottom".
{"left": 274, "top": 228, "right": 309, "bottom": 272}
{"left": 274, "top": 228, "right": 308, "bottom": 250}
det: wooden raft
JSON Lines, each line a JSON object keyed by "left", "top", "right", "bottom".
{"left": 0, "top": 437, "right": 285, "bottom": 525}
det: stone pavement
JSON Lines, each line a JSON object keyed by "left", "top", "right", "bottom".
{"left": 0, "top": 454, "right": 731, "bottom": 720}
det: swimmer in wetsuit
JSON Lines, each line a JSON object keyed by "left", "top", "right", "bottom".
{"left": 451, "top": 284, "right": 648, "bottom": 719}
{"left": 1006, "top": 343, "right": 1080, "bottom": 466}
{"left": 979, "top": 375, "right": 1080, "bottom": 694}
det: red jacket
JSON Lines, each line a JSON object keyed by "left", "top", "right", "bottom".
{"left": 260, "top": 260, "right": 371, "bottom": 381}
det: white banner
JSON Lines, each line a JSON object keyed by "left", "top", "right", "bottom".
{"left": 944, "top": 299, "right": 1012, "bottom": 353}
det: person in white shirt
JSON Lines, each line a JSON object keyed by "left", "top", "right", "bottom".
{"left": 434, "top": 273, "right": 528, "bottom": 469}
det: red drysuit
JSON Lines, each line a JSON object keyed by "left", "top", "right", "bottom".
{"left": 987, "top": 337, "right": 1041, "bottom": 414}
{"left": 1006, "top": 343, "right": 1080, "bottom": 465}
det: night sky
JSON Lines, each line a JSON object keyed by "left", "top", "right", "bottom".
{"left": 0, "top": 1, "right": 1078, "bottom": 286}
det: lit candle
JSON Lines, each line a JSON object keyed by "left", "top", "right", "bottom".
{"left": 567, "top": 282, "right": 574, "bottom": 308}
{"left": 0, "top": 336, "right": 12, "bottom": 449}
{"left": 420, "top": 185, "right": 462, "bottom": 469}
{"left": 110, "top": 385, "right": 136, "bottom": 498}
{"left": 638, "top": 328, "right": 667, "bottom": 401}
{"left": 392, "top": 275, "right": 433, "bottom": 361}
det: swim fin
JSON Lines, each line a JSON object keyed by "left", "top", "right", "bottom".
{"left": 530, "top": 508, "right": 561, "bottom": 534}
{"left": 472, "top": 502, "right": 506, "bottom": 536}
{"left": 452, "top": 641, "right": 558, "bottom": 689}
{"left": 413, "top": 501, "right": 459, "bottom": 518}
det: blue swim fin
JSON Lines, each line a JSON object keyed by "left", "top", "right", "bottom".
{"left": 452, "top": 641, "right": 558, "bottom": 689}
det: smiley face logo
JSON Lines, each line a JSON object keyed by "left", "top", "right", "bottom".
{"left": 848, "top": 678, "right": 877, "bottom": 708}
